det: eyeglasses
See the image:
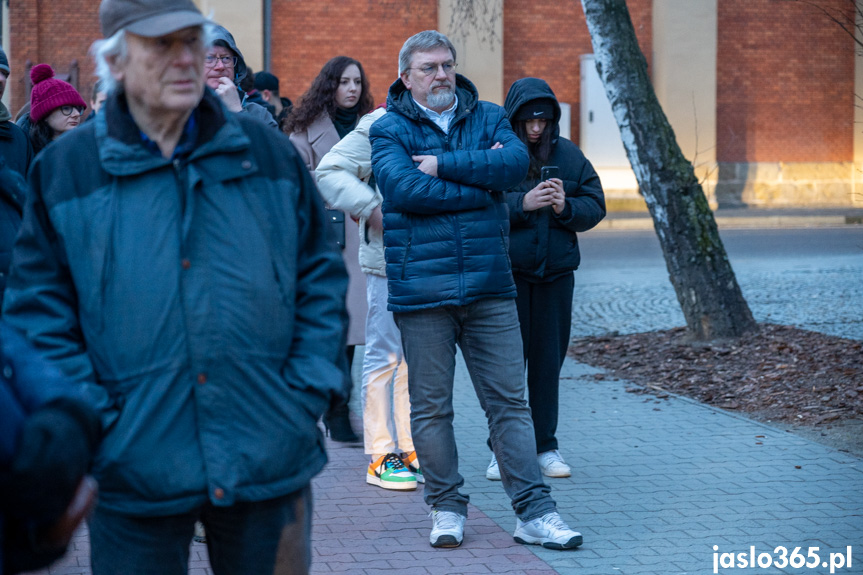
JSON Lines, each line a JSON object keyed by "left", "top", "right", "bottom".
{"left": 59, "top": 105, "right": 85, "bottom": 117}
{"left": 204, "top": 55, "right": 237, "bottom": 68}
{"left": 409, "top": 62, "right": 457, "bottom": 77}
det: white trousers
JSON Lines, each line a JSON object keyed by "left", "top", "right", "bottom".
{"left": 361, "top": 274, "right": 413, "bottom": 455}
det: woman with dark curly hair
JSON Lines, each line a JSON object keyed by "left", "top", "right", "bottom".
{"left": 286, "top": 56, "right": 374, "bottom": 169}
{"left": 287, "top": 56, "right": 374, "bottom": 443}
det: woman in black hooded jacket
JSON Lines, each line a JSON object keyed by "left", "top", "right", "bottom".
{"left": 486, "top": 77, "right": 605, "bottom": 481}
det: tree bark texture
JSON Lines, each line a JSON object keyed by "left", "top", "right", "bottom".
{"left": 580, "top": 0, "right": 756, "bottom": 340}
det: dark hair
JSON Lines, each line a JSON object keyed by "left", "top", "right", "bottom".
{"left": 240, "top": 66, "right": 255, "bottom": 94}
{"left": 29, "top": 119, "right": 56, "bottom": 155}
{"left": 513, "top": 119, "right": 554, "bottom": 179}
{"left": 284, "top": 56, "right": 373, "bottom": 134}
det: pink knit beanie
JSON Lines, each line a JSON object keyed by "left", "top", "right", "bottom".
{"left": 29, "top": 64, "right": 87, "bottom": 123}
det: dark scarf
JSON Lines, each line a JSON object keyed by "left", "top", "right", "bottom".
{"left": 332, "top": 104, "right": 360, "bottom": 139}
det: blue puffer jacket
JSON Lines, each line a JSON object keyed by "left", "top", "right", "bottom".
{"left": 2, "top": 88, "right": 348, "bottom": 516}
{"left": 503, "top": 78, "right": 606, "bottom": 281}
{"left": 370, "top": 75, "right": 529, "bottom": 312}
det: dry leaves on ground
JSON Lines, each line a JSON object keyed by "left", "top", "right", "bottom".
{"left": 568, "top": 324, "right": 863, "bottom": 427}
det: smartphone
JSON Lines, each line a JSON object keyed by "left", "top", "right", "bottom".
{"left": 541, "top": 166, "right": 559, "bottom": 181}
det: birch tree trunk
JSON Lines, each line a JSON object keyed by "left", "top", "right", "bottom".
{"left": 580, "top": 0, "right": 756, "bottom": 340}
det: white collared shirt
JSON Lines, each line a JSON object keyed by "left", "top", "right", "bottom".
{"left": 413, "top": 95, "right": 458, "bottom": 134}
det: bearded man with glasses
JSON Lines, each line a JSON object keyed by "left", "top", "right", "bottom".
{"left": 369, "top": 29, "right": 584, "bottom": 551}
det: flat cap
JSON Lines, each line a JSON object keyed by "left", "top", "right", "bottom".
{"left": 100, "top": 0, "right": 208, "bottom": 39}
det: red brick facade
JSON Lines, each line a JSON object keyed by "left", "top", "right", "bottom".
{"left": 717, "top": 0, "right": 855, "bottom": 162}
{"left": 503, "top": 0, "right": 653, "bottom": 143}
{"left": 269, "top": 0, "right": 437, "bottom": 107}
{"left": 8, "top": 0, "right": 101, "bottom": 115}
{"left": 5, "top": 0, "right": 856, "bottom": 169}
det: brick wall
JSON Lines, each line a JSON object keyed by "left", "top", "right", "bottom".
{"left": 502, "top": 0, "right": 653, "bottom": 144}
{"left": 8, "top": 1, "right": 436, "bottom": 115}
{"left": 717, "top": 0, "right": 854, "bottom": 163}
{"left": 269, "top": 0, "right": 437, "bottom": 108}
{"left": 9, "top": 0, "right": 101, "bottom": 114}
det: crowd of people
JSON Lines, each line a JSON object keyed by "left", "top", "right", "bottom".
{"left": 0, "top": 0, "right": 606, "bottom": 573}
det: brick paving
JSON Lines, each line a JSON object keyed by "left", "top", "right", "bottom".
{"left": 24, "top": 221, "right": 863, "bottom": 575}
{"left": 31, "top": 354, "right": 863, "bottom": 575}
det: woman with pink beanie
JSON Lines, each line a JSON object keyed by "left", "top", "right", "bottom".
{"left": 28, "top": 64, "right": 87, "bottom": 154}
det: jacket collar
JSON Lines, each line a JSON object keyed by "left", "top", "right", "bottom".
{"left": 306, "top": 113, "right": 335, "bottom": 145}
{"left": 96, "top": 88, "right": 251, "bottom": 177}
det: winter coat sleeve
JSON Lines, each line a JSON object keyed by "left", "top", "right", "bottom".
{"left": 506, "top": 183, "right": 531, "bottom": 225}
{"left": 1, "top": 164, "right": 118, "bottom": 433}
{"left": 370, "top": 112, "right": 527, "bottom": 215}
{"left": 241, "top": 101, "right": 279, "bottom": 130}
{"left": 436, "top": 109, "right": 529, "bottom": 192}
{"left": 315, "top": 109, "right": 383, "bottom": 219}
{"left": 0, "top": 322, "right": 98, "bottom": 466}
{"left": 553, "top": 140, "right": 606, "bottom": 232}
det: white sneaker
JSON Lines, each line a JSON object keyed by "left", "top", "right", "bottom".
{"left": 538, "top": 450, "right": 571, "bottom": 478}
{"left": 486, "top": 453, "right": 501, "bottom": 481}
{"left": 513, "top": 511, "right": 583, "bottom": 550}
{"left": 429, "top": 510, "right": 466, "bottom": 548}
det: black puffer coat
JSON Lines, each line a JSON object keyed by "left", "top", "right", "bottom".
{"left": 503, "top": 78, "right": 606, "bottom": 281}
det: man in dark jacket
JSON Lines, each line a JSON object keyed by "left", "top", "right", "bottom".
{"left": 2, "top": 0, "right": 348, "bottom": 573}
{"left": 254, "top": 71, "right": 293, "bottom": 131}
{"left": 0, "top": 47, "right": 33, "bottom": 179}
{"left": 369, "top": 30, "right": 583, "bottom": 551}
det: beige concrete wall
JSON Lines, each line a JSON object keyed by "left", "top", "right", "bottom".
{"left": 196, "top": 0, "right": 264, "bottom": 73}
{"left": 652, "top": 0, "right": 718, "bottom": 200}
{"left": 715, "top": 162, "right": 856, "bottom": 208}
{"left": 855, "top": 1, "right": 863, "bottom": 205}
{"left": 438, "top": 0, "right": 503, "bottom": 105}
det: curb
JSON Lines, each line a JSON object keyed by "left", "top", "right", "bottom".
{"left": 597, "top": 215, "right": 862, "bottom": 231}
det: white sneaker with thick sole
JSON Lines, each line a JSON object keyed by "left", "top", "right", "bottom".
{"left": 513, "top": 511, "right": 583, "bottom": 550}
{"left": 486, "top": 453, "right": 501, "bottom": 481}
{"left": 537, "top": 450, "right": 572, "bottom": 478}
{"left": 429, "top": 510, "right": 466, "bottom": 548}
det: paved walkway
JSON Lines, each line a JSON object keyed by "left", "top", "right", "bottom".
{"left": 29, "top": 213, "right": 863, "bottom": 575}
{"left": 34, "top": 354, "right": 863, "bottom": 575}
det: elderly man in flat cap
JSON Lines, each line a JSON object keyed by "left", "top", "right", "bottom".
{"left": 1, "top": 0, "right": 349, "bottom": 573}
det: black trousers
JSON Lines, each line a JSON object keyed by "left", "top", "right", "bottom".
{"left": 514, "top": 272, "right": 574, "bottom": 454}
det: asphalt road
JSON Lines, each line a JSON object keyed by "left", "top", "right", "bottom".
{"left": 572, "top": 226, "right": 863, "bottom": 340}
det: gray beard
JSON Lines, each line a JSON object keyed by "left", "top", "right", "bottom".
{"left": 426, "top": 87, "right": 455, "bottom": 110}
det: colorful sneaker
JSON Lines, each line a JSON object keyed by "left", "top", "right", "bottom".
{"left": 513, "top": 511, "right": 582, "bottom": 550}
{"left": 486, "top": 453, "right": 501, "bottom": 481}
{"left": 538, "top": 450, "right": 572, "bottom": 478}
{"left": 429, "top": 510, "right": 465, "bottom": 548}
{"left": 400, "top": 451, "right": 425, "bottom": 484}
{"left": 367, "top": 453, "right": 417, "bottom": 490}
